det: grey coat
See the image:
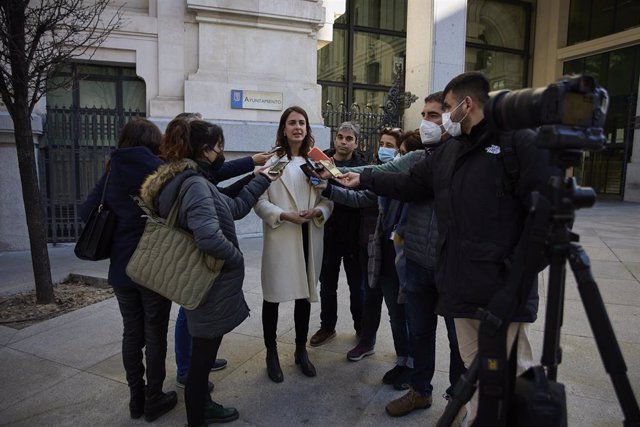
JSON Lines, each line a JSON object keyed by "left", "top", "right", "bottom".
{"left": 140, "top": 159, "right": 270, "bottom": 339}
{"left": 402, "top": 150, "right": 439, "bottom": 271}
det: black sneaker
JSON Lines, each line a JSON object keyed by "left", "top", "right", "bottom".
{"left": 382, "top": 365, "right": 406, "bottom": 385}
{"left": 393, "top": 367, "right": 413, "bottom": 390}
{"left": 144, "top": 391, "right": 178, "bottom": 422}
{"left": 211, "top": 358, "right": 228, "bottom": 371}
{"left": 205, "top": 400, "right": 239, "bottom": 423}
{"left": 176, "top": 374, "right": 214, "bottom": 392}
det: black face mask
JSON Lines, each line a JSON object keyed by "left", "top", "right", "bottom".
{"left": 209, "top": 154, "right": 225, "bottom": 171}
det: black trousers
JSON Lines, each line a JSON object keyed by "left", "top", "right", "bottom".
{"left": 113, "top": 286, "right": 172, "bottom": 395}
{"left": 185, "top": 335, "right": 223, "bottom": 426}
{"left": 263, "top": 299, "right": 311, "bottom": 348}
{"left": 319, "top": 236, "right": 363, "bottom": 332}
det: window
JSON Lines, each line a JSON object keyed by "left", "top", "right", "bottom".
{"left": 465, "top": 0, "right": 533, "bottom": 89}
{"left": 563, "top": 45, "right": 640, "bottom": 196}
{"left": 568, "top": 0, "right": 640, "bottom": 46}
{"left": 317, "top": 0, "right": 407, "bottom": 108}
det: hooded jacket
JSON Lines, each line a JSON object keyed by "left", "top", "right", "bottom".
{"left": 80, "top": 146, "right": 163, "bottom": 288}
{"left": 140, "top": 159, "right": 270, "bottom": 338}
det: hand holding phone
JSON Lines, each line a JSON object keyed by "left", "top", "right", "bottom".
{"left": 268, "top": 146, "right": 284, "bottom": 155}
{"left": 268, "top": 157, "right": 290, "bottom": 175}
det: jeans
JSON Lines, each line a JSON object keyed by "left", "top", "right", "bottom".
{"left": 175, "top": 306, "right": 191, "bottom": 377}
{"left": 404, "top": 259, "right": 466, "bottom": 396}
{"left": 185, "top": 335, "right": 223, "bottom": 426}
{"left": 359, "top": 239, "right": 410, "bottom": 361}
{"left": 113, "top": 286, "right": 172, "bottom": 394}
{"left": 319, "top": 237, "right": 364, "bottom": 332}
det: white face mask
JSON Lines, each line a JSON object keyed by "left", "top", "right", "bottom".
{"left": 442, "top": 99, "right": 468, "bottom": 137}
{"left": 419, "top": 119, "right": 442, "bottom": 144}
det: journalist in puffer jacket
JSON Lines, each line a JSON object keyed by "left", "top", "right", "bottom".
{"left": 140, "top": 119, "right": 275, "bottom": 427}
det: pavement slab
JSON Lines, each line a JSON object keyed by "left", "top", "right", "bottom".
{"left": 0, "top": 200, "right": 638, "bottom": 426}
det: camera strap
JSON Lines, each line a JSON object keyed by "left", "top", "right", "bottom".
{"left": 497, "top": 131, "right": 521, "bottom": 198}
{"left": 474, "top": 193, "right": 551, "bottom": 426}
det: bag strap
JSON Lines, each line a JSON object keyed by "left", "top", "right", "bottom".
{"left": 166, "top": 175, "right": 199, "bottom": 227}
{"left": 98, "top": 171, "right": 111, "bottom": 212}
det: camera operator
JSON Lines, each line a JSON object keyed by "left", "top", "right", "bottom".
{"left": 337, "top": 71, "right": 554, "bottom": 423}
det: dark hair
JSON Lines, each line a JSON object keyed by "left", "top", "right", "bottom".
{"left": 161, "top": 118, "right": 224, "bottom": 162}
{"left": 175, "top": 112, "right": 202, "bottom": 121}
{"left": 443, "top": 71, "right": 490, "bottom": 106}
{"left": 379, "top": 127, "right": 403, "bottom": 144}
{"left": 424, "top": 91, "right": 444, "bottom": 105}
{"left": 276, "top": 106, "right": 315, "bottom": 159}
{"left": 117, "top": 118, "right": 162, "bottom": 154}
{"left": 400, "top": 130, "right": 423, "bottom": 153}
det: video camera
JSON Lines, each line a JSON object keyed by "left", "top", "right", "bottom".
{"left": 484, "top": 74, "right": 609, "bottom": 151}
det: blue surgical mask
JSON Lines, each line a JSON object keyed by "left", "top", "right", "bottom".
{"left": 378, "top": 147, "right": 396, "bottom": 163}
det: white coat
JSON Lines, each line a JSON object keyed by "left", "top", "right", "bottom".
{"left": 254, "top": 157, "right": 333, "bottom": 303}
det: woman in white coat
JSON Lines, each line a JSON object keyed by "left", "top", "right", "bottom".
{"left": 254, "top": 106, "right": 333, "bottom": 383}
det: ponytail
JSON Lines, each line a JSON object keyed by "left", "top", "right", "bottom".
{"left": 160, "top": 118, "right": 223, "bottom": 162}
{"left": 161, "top": 118, "right": 192, "bottom": 161}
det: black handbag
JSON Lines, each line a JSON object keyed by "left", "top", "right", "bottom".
{"left": 74, "top": 172, "right": 116, "bottom": 261}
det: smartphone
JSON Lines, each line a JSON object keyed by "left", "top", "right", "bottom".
{"left": 308, "top": 147, "right": 331, "bottom": 162}
{"left": 299, "top": 163, "right": 317, "bottom": 179}
{"left": 268, "top": 157, "right": 290, "bottom": 175}
{"left": 319, "top": 160, "right": 343, "bottom": 178}
{"left": 268, "top": 146, "right": 284, "bottom": 155}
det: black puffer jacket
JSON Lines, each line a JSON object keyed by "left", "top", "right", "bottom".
{"left": 359, "top": 120, "right": 552, "bottom": 321}
{"left": 140, "top": 159, "right": 270, "bottom": 338}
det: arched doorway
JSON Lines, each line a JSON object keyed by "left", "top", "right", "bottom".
{"left": 42, "top": 63, "right": 146, "bottom": 242}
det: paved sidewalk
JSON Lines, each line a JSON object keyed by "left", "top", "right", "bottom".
{"left": 0, "top": 201, "right": 639, "bottom": 426}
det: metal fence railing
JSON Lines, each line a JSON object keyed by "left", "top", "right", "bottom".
{"left": 40, "top": 106, "right": 145, "bottom": 242}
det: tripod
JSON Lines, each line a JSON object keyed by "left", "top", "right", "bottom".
{"left": 438, "top": 130, "right": 640, "bottom": 426}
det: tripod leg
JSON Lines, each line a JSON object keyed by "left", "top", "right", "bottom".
{"left": 568, "top": 244, "right": 640, "bottom": 426}
{"left": 541, "top": 243, "right": 568, "bottom": 381}
{"left": 437, "top": 357, "right": 479, "bottom": 427}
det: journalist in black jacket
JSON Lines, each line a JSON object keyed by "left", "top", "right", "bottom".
{"left": 360, "top": 96, "right": 551, "bottom": 322}
{"left": 310, "top": 141, "right": 368, "bottom": 342}
{"left": 359, "top": 118, "right": 550, "bottom": 322}
{"left": 352, "top": 72, "right": 554, "bottom": 423}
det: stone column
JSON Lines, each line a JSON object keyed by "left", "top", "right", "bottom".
{"left": 405, "top": 0, "right": 467, "bottom": 131}
{"left": 624, "top": 78, "right": 640, "bottom": 202}
{"left": 148, "top": 1, "right": 187, "bottom": 117}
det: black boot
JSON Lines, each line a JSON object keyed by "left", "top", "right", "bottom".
{"left": 294, "top": 345, "right": 316, "bottom": 377}
{"left": 144, "top": 389, "right": 178, "bottom": 422}
{"left": 266, "top": 347, "right": 284, "bottom": 383}
{"left": 129, "top": 382, "right": 145, "bottom": 419}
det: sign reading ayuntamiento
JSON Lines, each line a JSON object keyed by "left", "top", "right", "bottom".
{"left": 230, "top": 90, "right": 283, "bottom": 111}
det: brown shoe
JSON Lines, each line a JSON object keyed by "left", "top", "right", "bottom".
{"left": 309, "top": 329, "right": 336, "bottom": 347}
{"left": 385, "top": 388, "right": 432, "bottom": 417}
